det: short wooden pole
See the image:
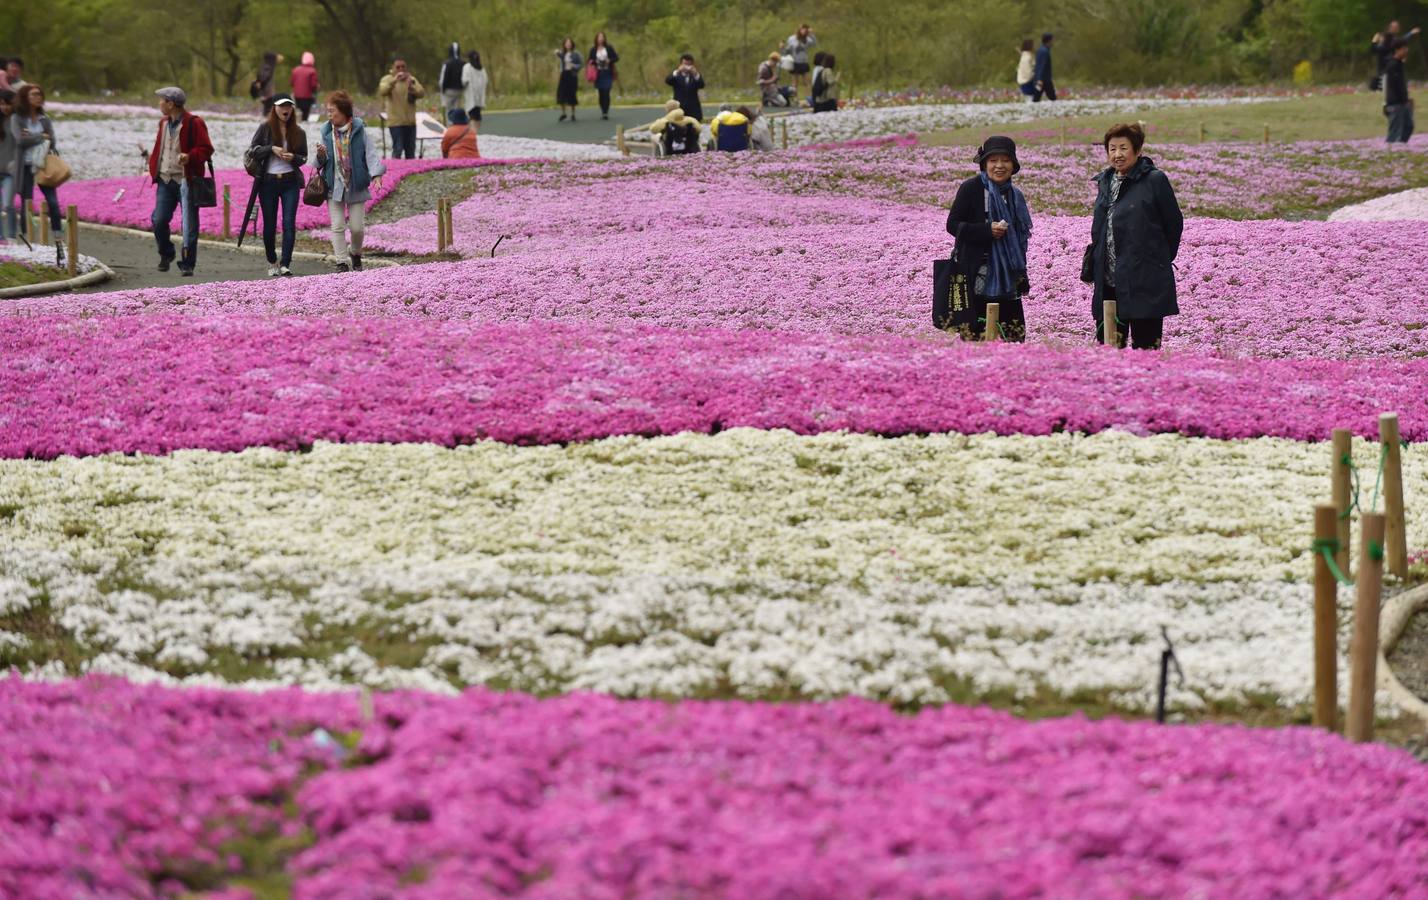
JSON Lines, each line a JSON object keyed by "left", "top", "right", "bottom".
{"left": 1198, "top": 121, "right": 1205, "bottom": 142}
{"left": 780, "top": 119, "right": 788, "bottom": 150}
{"left": 444, "top": 199, "right": 455, "bottom": 251}
{"left": 1345, "top": 512, "right": 1386, "bottom": 743}
{"left": 984, "top": 302, "right": 1001, "bottom": 343}
{"left": 616, "top": 123, "right": 628, "bottom": 156}
{"left": 1380, "top": 413, "right": 1407, "bottom": 579}
{"left": 1262, "top": 123, "right": 1270, "bottom": 144}
{"left": 1059, "top": 124, "right": 1066, "bottom": 145}
{"left": 1332, "top": 428, "right": 1353, "bottom": 579}
{"left": 222, "top": 184, "right": 232, "bottom": 239}
{"left": 66, "top": 206, "right": 79, "bottom": 278}
{"left": 436, "top": 198, "right": 447, "bottom": 253}
{"left": 40, "top": 201, "right": 51, "bottom": 245}
{"left": 1102, "top": 300, "right": 1118, "bottom": 347}
{"left": 1313, "top": 504, "right": 1339, "bottom": 732}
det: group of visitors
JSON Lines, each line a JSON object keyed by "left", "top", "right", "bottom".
{"left": 756, "top": 25, "right": 841, "bottom": 113}
{"left": 1371, "top": 21, "right": 1419, "bottom": 143}
{"left": 940, "top": 124, "right": 1182, "bottom": 350}
{"left": 248, "top": 50, "right": 322, "bottom": 121}
{"left": 143, "top": 83, "right": 381, "bottom": 278}
{"left": 1015, "top": 34, "right": 1056, "bottom": 102}
{"left": 0, "top": 57, "right": 66, "bottom": 256}
{"left": 552, "top": 34, "right": 620, "bottom": 121}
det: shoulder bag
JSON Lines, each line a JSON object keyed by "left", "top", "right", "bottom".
{"left": 190, "top": 160, "right": 218, "bottom": 208}
{"left": 932, "top": 251, "right": 971, "bottom": 331}
{"left": 302, "top": 166, "right": 329, "bottom": 207}
{"left": 36, "top": 151, "right": 73, "bottom": 188}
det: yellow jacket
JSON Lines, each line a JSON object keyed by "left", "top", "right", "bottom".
{"left": 709, "top": 110, "right": 749, "bottom": 136}
{"left": 378, "top": 71, "right": 426, "bottom": 126}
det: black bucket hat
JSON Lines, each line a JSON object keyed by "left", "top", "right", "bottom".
{"left": 976, "top": 135, "right": 1020, "bottom": 174}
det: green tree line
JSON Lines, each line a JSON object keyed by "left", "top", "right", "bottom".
{"left": 10, "top": 0, "right": 1428, "bottom": 98}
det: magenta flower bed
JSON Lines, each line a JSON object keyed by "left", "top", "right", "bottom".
{"left": 3, "top": 317, "right": 1426, "bottom": 459}
{"left": 3, "top": 678, "right": 1426, "bottom": 897}
{"left": 13, "top": 214, "right": 1428, "bottom": 361}
{"left": 62, "top": 157, "right": 536, "bottom": 236}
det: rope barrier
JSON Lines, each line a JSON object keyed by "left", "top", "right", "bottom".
{"left": 1338, "top": 452, "right": 1360, "bottom": 521}
{"left": 1312, "top": 538, "right": 1353, "bottom": 585}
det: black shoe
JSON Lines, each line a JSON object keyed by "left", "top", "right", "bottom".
{"left": 602, "top": 114, "right": 608, "bottom": 120}
{"left": 335, "top": 262, "right": 350, "bottom": 273}
{"left": 351, "top": 254, "right": 363, "bottom": 272}
{"left": 180, "top": 267, "right": 194, "bottom": 277}
{"left": 559, "top": 114, "right": 567, "bottom": 122}
{"left": 158, "top": 255, "right": 173, "bottom": 272}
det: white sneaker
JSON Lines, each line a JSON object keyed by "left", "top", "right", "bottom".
{"left": 279, "top": 266, "right": 293, "bottom": 277}
{"left": 268, "top": 264, "right": 281, "bottom": 277}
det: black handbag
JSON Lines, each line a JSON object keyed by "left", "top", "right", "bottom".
{"left": 190, "top": 160, "right": 218, "bottom": 208}
{"left": 1080, "top": 243, "right": 1096, "bottom": 284}
{"left": 932, "top": 254, "right": 971, "bottom": 331}
{"left": 302, "top": 167, "right": 329, "bottom": 207}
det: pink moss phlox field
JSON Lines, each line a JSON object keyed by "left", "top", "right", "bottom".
{"left": 17, "top": 214, "right": 1428, "bottom": 362}
{"left": 5, "top": 678, "right": 1428, "bottom": 898}
{"left": 4, "top": 317, "right": 1426, "bottom": 459}
{"left": 61, "top": 157, "right": 535, "bottom": 235}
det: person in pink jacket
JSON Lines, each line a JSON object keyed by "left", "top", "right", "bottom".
{"left": 290, "top": 52, "right": 320, "bottom": 121}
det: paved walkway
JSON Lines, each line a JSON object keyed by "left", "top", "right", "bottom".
{"left": 74, "top": 228, "right": 331, "bottom": 293}
{"left": 479, "top": 105, "right": 667, "bottom": 144}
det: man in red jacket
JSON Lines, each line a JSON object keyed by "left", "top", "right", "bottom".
{"left": 149, "top": 86, "right": 214, "bottom": 276}
{"left": 290, "top": 52, "right": 320, "bottom": 121}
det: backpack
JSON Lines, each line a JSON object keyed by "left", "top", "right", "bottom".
{"left": 664, "top": 122, "right": 700, "bottom": 155}
{"left": 811, "top": 69, "right": 826, "bottom": 101}
{"left": 441, "top": 60, "right": 463, "bottom": 91}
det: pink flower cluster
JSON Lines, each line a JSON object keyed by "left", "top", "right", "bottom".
{"left": 17, "top": 212, "right": 1428, "bottom": 362}
{"left": 4, "top": 317, "right": 1426, "bottom": 459}
{"left": 60, "top": 157, "right": 535, "bottom": 236}
{"left": 5, "top": 678, "right": 1428, "bottom": 897}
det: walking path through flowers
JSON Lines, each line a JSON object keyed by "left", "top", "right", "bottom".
{"left": 4, "top": 96, "right": 1428, "bottom": 895}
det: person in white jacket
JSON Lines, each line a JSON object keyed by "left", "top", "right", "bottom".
{"left": 462, "top": 51, "right": 489, "bottom": 128}
{"left": 1016, "top": 39, "right": 1035, "bottom": 101}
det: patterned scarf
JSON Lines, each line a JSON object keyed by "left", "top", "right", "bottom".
{"left": 335, "top": 123, "right": 353, "bottom": 189}
{"left": 978, "top": 172, "right": 1032, "bottom": 298}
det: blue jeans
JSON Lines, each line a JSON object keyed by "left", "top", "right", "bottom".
{"left": 0, "top": 174, "right": 14, "bottom": 239}
{"left": 390, "top": 125, "right": 416, "bottom": 159}
{"left": 152, "top": 178, "right": 198, "bottom": 266}
{"left": 259, "top": 173, "right": 301, "bottom": 266}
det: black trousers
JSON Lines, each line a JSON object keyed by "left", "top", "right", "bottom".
{"left": 296, "top": 98, "right": 314, "bottom": 120}
{"left": 1094, "top": 287, "right": 1163, "bottom": 349}
{"left": 1033, "top": 80, "right": 1057, "bottom": 102}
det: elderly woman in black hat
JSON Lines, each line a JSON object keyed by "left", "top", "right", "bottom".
{"left": 942, "top": 135, "right": 1033, "bottom": 341}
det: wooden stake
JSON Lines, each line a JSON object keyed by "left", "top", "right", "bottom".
{"left": 222, "top": 184, "right": 231, "bottom": 239}
{"left": 1262, "top": 123, "right": 1270, "bottom": 144}
{"left": 1380, "top": 413, "right": 1407, "bottom": 579}
{"left": 444, "top": 198, "right": 454, "bottom": 251}
{"left": 984, "top": 302, "right": 1001, "bottom": 342}
{"left": 65, "top": 206, "right": 79, "bottom": 278}
{"left": 1345, "top": 512, "right": 1386, "bottom": 743}
{"left": 1102, "top": 300, "right": 1118, "bottom": 347}
{"left": 1059, "top": 124, "right": 1067, "bottom": 145}
{"left": 40, "top": 201, "right": 51, "bottom": 245}
{"left": 1313, "top": 504, "right": 1339, "bottom": 732}
{"left": 616, "top": 123, "right": 629, "bottom": 156}
{"left": 1332, "top": 428, "right": 1353, "bottom": 579}
{"left": 780, "top": 119, "right": 788, "bottom": 150}
{"left": 436, "top": 198, "right": 447, "bottom": 253}
{"left": 1198, "top": 120, "right": 1205, "bottom": 142}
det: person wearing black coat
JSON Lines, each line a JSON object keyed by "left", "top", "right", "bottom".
{"left": 589, "top": 33, "right": 620, "bottom": 119}
{"left": 1081, "top": 122, "right": 1183, "bottom": 350}
{"left": 1383, "top": 41, "right": 1415, "bottom": 143}
{"left": 943, "top": 135, "right": 1033, "bottom": 341}
{"left": 666, "top": 54, "right": 705, "bottom": 122}
{"left": 1033, "top": 33, "right": 1056, "bottom": 102}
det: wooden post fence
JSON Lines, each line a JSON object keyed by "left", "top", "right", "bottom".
{"left": 1345, "top": 512, "right": 1386, "bottom": 743}
{"left": 984, "top": 302, "right": 1001, "bottom": 343}
{"left": 40, "top": 200, "right": 51, "bottom": 245}
{"left": 616, "top": 124, "right": 629, "bottom": 156}
{"left": 1312, "top": 504, "right": 1339, "bottom": 731}
{"left": 1102, "top": 300, "right": 1118, "bottom": 347}
{"left": 444, "top": 199, "right": 455, "bottom": 251}
{"left": 1198, "top": 121, "right": 1206, "bottom": 142}
{"left": 1332, "top": 428, "right": 1353, "bottom": 579}
{"left": 1262, "top": 123, "right": 1270, "bottom": 144}
{"left": 222, "top": 184, "right": 232, "bottom": 240}
{"left": 436, "top": 198, "right": 447, "bottom": 253}
{"left": 66, "top": 206, "right": 79, "bottom": 278}
{"left": 780, "top": 119, "right": 789, "bottom": 150}
{"left": 1380, "top": 413, "right": 1407, "bottom": 579}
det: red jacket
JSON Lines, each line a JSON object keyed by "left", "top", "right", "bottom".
{"left": 148, "top": 112, "right": 214, "bottom": 182}
{"left": 290, "top": 64, "right": 320, "bottom": 99}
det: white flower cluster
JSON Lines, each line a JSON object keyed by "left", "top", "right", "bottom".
{"left": 2, "top": 430, "right": 1416, "bottom": 707}
{"left": 783, "top": 96, "right": 1274, "bottom": 145}
{"left": 0, "top": 242, "right": 101, "bottom": 274}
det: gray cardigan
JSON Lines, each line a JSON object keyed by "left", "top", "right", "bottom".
{"left": 8, "top": 113, "right": 55, "bottom": 180}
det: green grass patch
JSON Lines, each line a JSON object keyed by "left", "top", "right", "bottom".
{"left": 0, "top": 260, "right": 68, "bottom": 289}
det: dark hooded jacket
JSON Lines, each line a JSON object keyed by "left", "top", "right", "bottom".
{"left": 1088, "top": 155, "right": 1183, "bottom": 319}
